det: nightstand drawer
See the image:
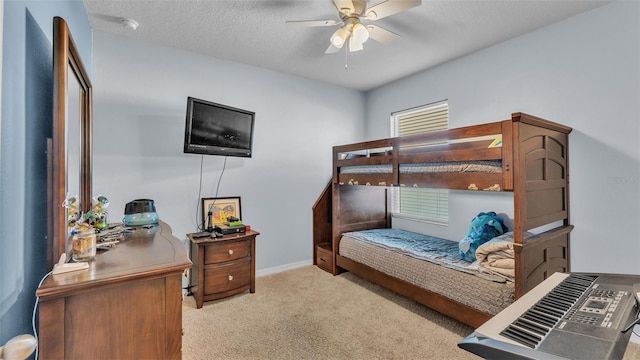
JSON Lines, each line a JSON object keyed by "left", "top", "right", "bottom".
{"left": 204, "top": 239, "right": 250, "bottom": 264}
{"left": 203, "top": 260, "right": 251, "bottom": 295}
{"left": 316, "top": 245, "right": 333, "bottom": 272}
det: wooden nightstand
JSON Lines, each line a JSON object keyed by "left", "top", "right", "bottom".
{"left": 188, "top": 230, "right": 259, "bottom": 308}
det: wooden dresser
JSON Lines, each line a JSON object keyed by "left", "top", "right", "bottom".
{"left": 188, "top": 230, "right": 259, "bottom": 308}
{"left": 36, "top": 222, "right": 191, "bottom": 359}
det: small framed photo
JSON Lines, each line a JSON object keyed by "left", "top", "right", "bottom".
{"left": 201, "top": 196, "right": 242, "bottom": 227}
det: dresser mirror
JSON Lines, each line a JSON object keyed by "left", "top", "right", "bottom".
{"left": 50, "top": 16, "right": 92, "bottom": 269}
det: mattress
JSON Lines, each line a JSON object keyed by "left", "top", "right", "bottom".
{"left": 340, "top": 160, "right": 502, "bottom": 175}
{"left": 339, "top": 229, "right": 515, "bottom": 315}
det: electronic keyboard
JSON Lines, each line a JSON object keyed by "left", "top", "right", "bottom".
{"left": 459, "top": 272, "right": 640, "bottom": 359}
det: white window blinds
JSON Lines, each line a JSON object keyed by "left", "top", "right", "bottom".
{"left": 390, "top": 101, "right": 449, "bottom": 223}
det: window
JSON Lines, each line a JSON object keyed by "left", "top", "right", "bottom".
{"left": 390, "top": 101, "right": 449, "bottom": 223}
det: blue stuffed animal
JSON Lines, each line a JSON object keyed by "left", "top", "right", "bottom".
{"left": 458, "top": 211, "right": 508, "bottom": 262}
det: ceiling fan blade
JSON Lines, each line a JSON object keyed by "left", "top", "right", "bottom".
{"left": 364, "top": 0, "right": 422, "bottom": 21}
{"left": 325, "top": 43, "right": 341, "bottom": 54}
{"left": 332, "top": 0, "right": 355, "bottom": 16}
{"left": 285, "top": 19, "right": 341, "bottom": 27}
{"left": 366, "top": 25, "right": 400, "bottom": 44}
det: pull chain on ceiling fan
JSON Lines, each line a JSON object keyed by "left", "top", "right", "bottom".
{"left": 286, "top": 0, "right": 422, "bottom": 54}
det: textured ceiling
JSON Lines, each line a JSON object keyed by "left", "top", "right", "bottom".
{"left": 84, "top": 0, "right": 611, "bottom": 91}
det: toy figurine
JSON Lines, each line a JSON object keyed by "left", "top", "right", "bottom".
{"left": 62, "top": 196, "right": 80, "bottom": 227}
{"left": 89, "top": 195, "right": 110, "bottom": 230}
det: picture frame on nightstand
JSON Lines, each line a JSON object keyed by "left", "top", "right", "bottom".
{"left": 201, "top": 196, "right": 242, "bottom": 228}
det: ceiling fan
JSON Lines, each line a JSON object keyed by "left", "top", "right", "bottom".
{"left": 286, "top": 0, "right": 422, "bottom": 54}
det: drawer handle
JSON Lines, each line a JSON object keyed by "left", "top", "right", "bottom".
{"left": 228, "top": 275, "right": 233, "bottom": 281}
{"left": 320, "top": 258, "right": 326, "bottom": 263}
{"left": 228, "top": 249, "right": 234, "bottom": 255}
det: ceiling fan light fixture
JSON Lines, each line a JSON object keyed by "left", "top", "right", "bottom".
{"left": 351, "top": 22, "right": 369, "bottom": 44}
{"left": 349, "top": 35, "right": 364, "bottom": 52}
{"left": 330, "top": 27, "right": 349, "bottom": 48}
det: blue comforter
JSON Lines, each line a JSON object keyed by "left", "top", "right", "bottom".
{"left": 342, "top": 228, "right": 507, "bottom": 282}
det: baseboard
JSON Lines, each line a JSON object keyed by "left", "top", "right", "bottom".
{"left": 256, "top": 259, "right": 313, "bottom": 278}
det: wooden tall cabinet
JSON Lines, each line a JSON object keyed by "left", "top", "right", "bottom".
{"left": 36, "top": 222, "right": 191, "bottom": 359}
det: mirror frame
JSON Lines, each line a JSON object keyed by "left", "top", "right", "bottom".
{"left": 50, "top": 16, "right": 92, "bottom": 269}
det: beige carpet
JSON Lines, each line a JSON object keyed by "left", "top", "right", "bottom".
{"left": 182, "top": 265, "right": 640, "bottom": 360}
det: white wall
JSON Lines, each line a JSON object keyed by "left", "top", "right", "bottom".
{"left": 92, "top": 31, "right": 365, "bottom": 272}
{"left": 365, "top": 1, "right": 640, "bottom": 275}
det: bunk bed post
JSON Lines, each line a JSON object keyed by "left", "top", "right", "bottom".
{"left": 501, "top": 120, "right": 514, "bottom": 191}
{"left": 511, "top": 116, "right": 526, "bottom": 299}
{"left": 565, "top": 135, "right": 571, "bottom": 273}
{"left": 392, "top": 143, "right": 399, "bottom": 186}
{"left": 332, "top": 146, "right": 342, "bottom": 275}
{"left": 331, "top": 182, "right": 341, "bottom": 275}
{"left": 332, "top": 147, "right": 340, "bottom": 184}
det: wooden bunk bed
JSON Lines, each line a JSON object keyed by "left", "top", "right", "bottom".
{"left": 312, "top": 112, "right": 573, "bottom": 328}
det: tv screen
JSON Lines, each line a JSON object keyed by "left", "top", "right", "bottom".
{"left": 184, "top": 97, "right": 255, "bottom": 157}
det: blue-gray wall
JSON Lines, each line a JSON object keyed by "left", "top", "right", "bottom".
{"left": 91, "top": 31, "right": 365, "bottom": 275}
{"left": 0, "top": 0, "right": 91, "bottom": 347}
{"left": 365, "top": 0, "right": 640, "bottom": 276}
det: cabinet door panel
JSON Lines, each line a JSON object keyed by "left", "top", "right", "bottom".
{"left": 65, "top": 278, "right": 166, "bottom": 359}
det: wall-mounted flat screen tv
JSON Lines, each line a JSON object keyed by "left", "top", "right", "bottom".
{"left": 183, "top": 97, "right": 255, "bottom": 158}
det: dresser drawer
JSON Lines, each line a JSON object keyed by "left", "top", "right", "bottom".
{"left": 203, "top": 260, "right": 251, "bottom": 295}
{"left": 204, "top": 239, "right": 251, "bottom": 264}
{"left": 316, "top": 245, "right": 333, "bottom": 272}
